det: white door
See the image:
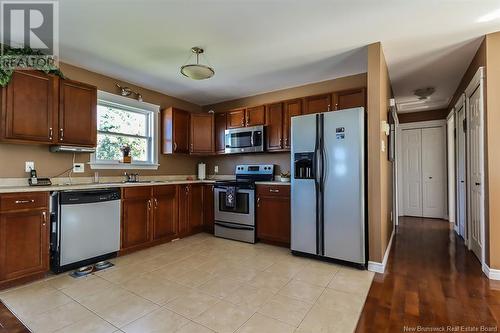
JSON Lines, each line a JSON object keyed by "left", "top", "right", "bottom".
{"left": 447, "top": 115, "right": 456, "bottom": 224}
{"left": 456, "top": 104, "right": 467, "bottom": 239}
{"left": 467, "top": 86, "right": 483, "bottom": 260}
{"left": 422, "top": 127, "right": 446, "bottom": 218}
{"left": 402, "top": 129, "right": 423, "bottom": 216}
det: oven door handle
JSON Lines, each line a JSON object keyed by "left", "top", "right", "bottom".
{"left": 215, "top": 222, "right": 254, "bottom": 231}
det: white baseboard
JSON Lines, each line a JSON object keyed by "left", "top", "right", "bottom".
{"left": 482, "top": 263, "right": 500, "bottom": 280}
{"left": 368, "top": 228, "right": 395, "bottom": 274}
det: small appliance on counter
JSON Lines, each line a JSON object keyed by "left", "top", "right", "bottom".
{"left": 214, "top": 164, "right": 274, "bottom": 243}
{"left": 28, "top": 169, "right": 52, "bottom": 186}
{"left": 198, "top": 162, "right": 206, "bottom": 180}
{"left": 50, "top": 188, "right": 121, "bottom": 273}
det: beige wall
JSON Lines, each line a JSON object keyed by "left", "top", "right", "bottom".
{"left": 485, "top": 32, "right": 500, "bottom": 268}
{"left": 202, "top": 73, "right": 367, "bottom": 176}
{"left": 0, "top": 62, "right": 203, "bottom": 179}
{"left": 367, "top": 42, "right": 393, "bottom": 263}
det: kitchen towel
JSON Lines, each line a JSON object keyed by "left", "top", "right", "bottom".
{"left": 225, "top": 186, "right": 236, "bottom": 208}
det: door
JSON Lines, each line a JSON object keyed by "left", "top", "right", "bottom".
{"left": 59, "top": 79, "right": 97, "bottom": 146}
{"left": 303, "top": 94, "right": 331, "bottom": 114}
{"left": 2, "top": 71, "right": 57, "bottom": 143}
{"left": 332, "top": 88, "right": 366, "bottom": 111}
{"left": 246, "top": 106, "right": 265, "bottom": 126}
{"left": 323, "top": 109, "right": 365, "bottom": 263}
{"left": 0, "top": 210, "right": 48, "bottom": 281}
{"left": 190, "top": 113, "right": 214, "bottom": 154}
{"left": 173, "top": 109, "right": 190, "bottom": 153}
{"left": 266, "top": 102, "right": 283, "bottom": 151}
{"left": 256, "top": 186, "right": 291, "bottom": 245}
{"left": 215, "top": 113, "right": 226, "bottom": 153}
{"left": 214, "top": 188, "right": 254, "bottom": 226}
{"left": 152, "top": 185, "right": 178, "bottom": 241}
{"left": 122, "top": 191, "right": 151, "bottom": 249}
{"left": 402, "top": 129, "right": 423, "bottom": 216}
{"left": 422, "top": 127, "right": 446, "bottom": 218}
{"left": 291, "top": 113, "right": 318, "bottom": 255}
{"left": 189, "top": 184, "right": 204, "bottom": 233}
{"left": 456, "top": 104, "right": 467, "bottom": 238}
{"left": 447, "top": 115, "right": 456, "bottom": 226}
{"left": 467, "top": 85, "right": 483, "bottom": 260}
{"left": 226, "top": 109, "right": 245, "bottom": 128}
{"left": 178, "top": 185, "right": 190, "bottom": 236}
{"left": 283, "top": 99, "right": 302, "bottom": 149}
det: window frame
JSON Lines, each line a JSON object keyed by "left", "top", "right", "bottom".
{"left": 90, "top": 91, "right": 160, "bottom": 170}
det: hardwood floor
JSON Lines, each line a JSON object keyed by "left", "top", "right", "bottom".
{"left": 0, "top": 302, "right": 28, "bottom": 333}
{"left": 356, "top": 217, "right": 500, "bottom": 332}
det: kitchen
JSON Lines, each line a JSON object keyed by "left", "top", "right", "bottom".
{"left": 2, "top": 1, "right": 500, "bottom": 332}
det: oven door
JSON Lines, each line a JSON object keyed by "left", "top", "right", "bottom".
{"left": 214, "top": 187, "right": 255, "bottom": 226}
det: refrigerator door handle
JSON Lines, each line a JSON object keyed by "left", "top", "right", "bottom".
{"left": 314, "top": 114, "right": 321, "bottom": 255}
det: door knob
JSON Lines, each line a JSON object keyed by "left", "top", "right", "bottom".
{"left": 475, "top": 182, "right": 481, "bottom": 186}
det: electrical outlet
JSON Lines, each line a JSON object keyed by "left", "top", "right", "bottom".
{"left": 73, "top": 163, "right": 85, "bottom": 173}
{"left": 214, "top": 165, "right": 219, "bottom": 173}
{"left": 25, "top": 161, "right": 35, "bottom": 173}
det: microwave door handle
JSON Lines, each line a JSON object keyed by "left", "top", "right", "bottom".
{"left": 251, "top": 131, "right": 254, "bottom": 147}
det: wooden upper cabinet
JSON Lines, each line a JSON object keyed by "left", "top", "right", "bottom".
{"left": 190, "top": 113, "right": 214, "bottom": 154}
{"left": 283, "top": 99, "right": 302, "bottom": 149}
{"left": 215, "top": 113, "right": 226, "bottom": 154}
{"left": 58, "top": 79, "right": 97, "bottom": 146}
{"left": 226, "top": 109, "right": 246, "bottom": 129}
{"left": 332, "top": 88, "right": 366, "bottom": 111}
{"left": 266, "top": 102, "right": 283, "bottom": 151}
{"left": 152, "top": 185, "right": 178, "bottom": 241}
{"left": 121, "top": 187, "right": 152, "bottom": 250}
{"left": 246, "top": 105, "right": 265, "bottom": 126}
{"left": 303, "top": 93, "right": 331, "bottom": 114}
{"left": 162, "top": 107, "right": 190, "bottom": 154}
{"left": 2, "top": 71, "right": 57, "bottom": 143}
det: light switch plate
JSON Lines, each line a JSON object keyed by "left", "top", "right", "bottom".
{"left": 214, "top": 165, "right": 219, "bottom": 173}
{"left": 73, "top": 163, "right": 85, "bottom": 173}
{"left": 25, "top": 161, "right": 35, "bottom": 173}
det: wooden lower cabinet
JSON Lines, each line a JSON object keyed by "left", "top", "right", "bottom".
{"left": 178, "top": 184, "right": 204, "bottom": 237}
{"left": 152, "top": 185, "right": 178, "bottom": 241}
{"left": 256, "top": 185, "right": 291, "bottom": 246}
{"left": 203, "top": 184, "right": 214, "bottom": 233}
{"left": 0, "top": 192, "right": 49, "bottom": 289}
{"left": 121, "top": 187, "right": 152, "bottom": 251}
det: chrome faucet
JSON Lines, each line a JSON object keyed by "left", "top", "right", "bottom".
{"left": 124, "top": 172, "right": 139, "bottom": 183}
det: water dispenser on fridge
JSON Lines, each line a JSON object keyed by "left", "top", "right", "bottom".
{"left": 294, "top": 152, "right": 315, "bottom": 179}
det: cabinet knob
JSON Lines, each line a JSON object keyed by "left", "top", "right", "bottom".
{"left": 15, "top": 199, "right": 34, "bottom": 204}
{"left": 257, "top": 197, "right": 260, "bottom": 207}
{"left": 173, "top": 142, "right": 177, "bottom": 151}
{"left": 147, "top": 199, "right": 151, "bottom": 210}
{"left": 42, "top": 211, "right": 47, "bottom": 225}
{"left": 59, "top": 128, "right": 64, "bottom": 141}
{"left": 49, "top": 127, "right": 53, "bottom": 140}
{"left": 269, "top": 189, "right": 280, "bottom": 193}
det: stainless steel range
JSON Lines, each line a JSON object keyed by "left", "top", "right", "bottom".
{"left": 214, "top": 164, "right": 274, "bottom": 243}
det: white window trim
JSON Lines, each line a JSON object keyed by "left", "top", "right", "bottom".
{"left": 90, "top": 91, "right": 160, "bottom": 170}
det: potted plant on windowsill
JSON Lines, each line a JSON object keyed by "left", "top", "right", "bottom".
{"left": 280, "top": 171, "right": 291, "bottom": 183}
{"left": 121, "top": 145, "right": 132, "bottom": 164}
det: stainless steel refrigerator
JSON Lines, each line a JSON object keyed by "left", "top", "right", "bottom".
{"left": 291, "top": 107, "right": 366, "bottom": 266}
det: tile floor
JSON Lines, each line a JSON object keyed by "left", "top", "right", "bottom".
{"left": 0, "top": 233, "right": 374, "bottom": 333}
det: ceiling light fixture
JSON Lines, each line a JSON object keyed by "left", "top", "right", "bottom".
{"left": 477, "top": 8, "right": 500, "bottom": 23}
{"left": 414, "top": 87, "right": 435, "bottom": 100}
{"left": 180, "top": 47, "right": 215, "bottom": 80}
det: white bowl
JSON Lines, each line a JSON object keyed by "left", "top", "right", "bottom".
{"left": 280, "top": 177, "right": 290, "bottom": 183}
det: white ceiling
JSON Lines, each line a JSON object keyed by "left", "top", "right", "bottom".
{"left": 58, "top": 0, "right": 500, "bottom": 110}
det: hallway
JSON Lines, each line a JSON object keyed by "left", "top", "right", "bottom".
{"left": 356, "top": 217, "right": 500, "bottom": 332}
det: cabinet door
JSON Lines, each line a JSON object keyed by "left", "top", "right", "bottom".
{"left": 283, "top": 99, "right": 302, "bottom": 149}
{"left": 303, "top": 94, "right": 331, "bottom": 114}
{"left": 215, "top": 113, "right": 226, "bottom": 153}
{"left": 332, "top": 88, "right": 366, "bottom": 111}
{"left": 0, "top": 210, "right": 48, "bottom": 281}
{"left": 226, "top": 109, "right": 245, "bottom": 128}
{"left": 174, "top": 109, "right": 190, "bottom": 153}
{"left": 122, "top": 188, "right": 152, "bottom": 249}
{"left": 189, "top": 184, "right": 204, "bottom": 233}
{"left": 178, "top": 185, "right": 190, "bottom": 236}
{"left": 152, "top": 185, "right": 178, "bottom": 241}
{"left": 203, "top": 184, "right": 214, "bottom": 233}
{"left": 2, "top": 71, "right": 57, "bottom": 143}
{"left": 256, "top": 186, "right": 291, "bottom": 246}
{"left": 59, "top": 79, "right": 97, "bottom": 146}
{"left": 266, "top": 103, "right": 283, "bottom": 151}
{"left": 246, "top": 105, "right": 265, "bottom": 126}
{"left": 190, "top": 113, "right": 214, "bottom": 154}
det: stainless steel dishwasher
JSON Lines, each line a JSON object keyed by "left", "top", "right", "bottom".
{"left": 50, "top": 188, "right": 121, "bottom": 273}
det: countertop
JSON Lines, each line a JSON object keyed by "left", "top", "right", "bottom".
{"left": 0, "top": 178, "right": 290, "bottom": 194}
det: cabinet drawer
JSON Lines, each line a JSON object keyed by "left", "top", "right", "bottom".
{"left": 122, "top": 186, "right": 152, "bottom": 199}
{"left": 0, "top": 192, "right": 48, "bottom": 212}
{"left": 256, "top": 185, "right": 290, "bottom": 197}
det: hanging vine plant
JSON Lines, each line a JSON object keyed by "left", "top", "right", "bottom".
{"left": 0, "top": 45, "right": 65, "bottom": 87}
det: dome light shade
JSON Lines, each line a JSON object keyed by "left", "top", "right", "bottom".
{"left": 180, "top": 47, "right": 215, "bottom": 80}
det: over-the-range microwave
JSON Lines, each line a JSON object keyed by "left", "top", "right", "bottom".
{"left": 225, "top": 125, "right": 264, "bottom": 154}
